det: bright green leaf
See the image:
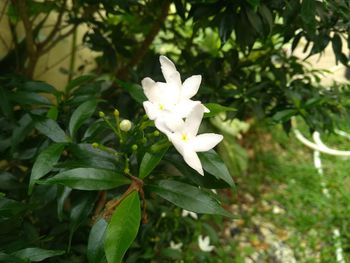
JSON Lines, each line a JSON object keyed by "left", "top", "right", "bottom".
{"left": 29, "top": 143, "right": 65, "bottom": 194}
{"left": 42, "top": 168, "right": 130, "bottom": 190}
{"left": 116, "top": 80, "right": 146, "bottom": 104}
{"left": 104, "top": 191, "right": 141, "bottom": 263}
{"left": 148, "top": 180, "right": 232, "bottom": 218}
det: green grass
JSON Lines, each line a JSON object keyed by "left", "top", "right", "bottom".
{"left": 218, "top": 122, "right": 350, "bottom": 262}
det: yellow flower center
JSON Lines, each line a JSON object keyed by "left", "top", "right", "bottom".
{"left": 159, "top": 104, "right": 164, "bottom": 110}
{"left": 181, "top": 133, "right": 188, "bottom": 141}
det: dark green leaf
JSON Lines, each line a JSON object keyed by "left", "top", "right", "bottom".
{"left": 198, "top": 150, "right": 234, "bottom": 187}
{"left": 116, "top": 80, "right": 146, "bottom": 104}
{"left": 65, "top": 74, "right": 95, "bottom": 94}
{"left": 0, "top": 197, "right": 26, "bottom": 219}
{"left": 69, "top": 99, "right": 97, "bottom": 138}
{"left": 272, "top": 109, "right": 297, "bottom": 122}
{"left": 11, "top": 114, "right": 34, "bottom": 151}
{"left": 88, "top": 219, "right": 108, "bottom": 263}
{"left": 148, "top": 180, "right": 232, "bottom": 218}
{"left": 34, "top": 117, "right": 70, "bottom": 143}
{"left": 10, "top": 91, "right": 51, "bottom": 105}
{"left": 0, "top": 171, "right": 20, "bottom": 190}
{"left": 139, "top": 146, "right": 168, "bottom": 179}
{"left": 69, "top": 192, "right": 97, "bottom": 249}
{"left": 23, "top": 81, "right": 56, "bottom": 93}
{"left": 29, "top": 143, "right": 65, "bottom": 194}
{"left": 0, "top": 87, "right": 13, "bottom": 118}
{"left": 12, "top": 248, "right": 65, "bottom": 262}
{"left": 57, "top": 186, "right": 72, "bottom": 221}
{"left": 0, "top": 252, "right": 25, "bottom": 263}
{"left": 301, "top": 0, "right": 316, "bottom": 33}
{"left": 42, "top": 168, "right": 130, "bottom": 190}
{"left": 105, "top": 191, "right": 141, "bottom": 263}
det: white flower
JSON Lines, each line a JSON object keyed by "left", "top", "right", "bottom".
{"left": 167, "top": 104, "right": 223, "bottom": 175}
{"left": 182, "top": 209, "right": 198, "bottom": 220}
{"left": 170, "top": 241, "right": 183, "bottom": 251}
{"left": 198, "top": 235, "right": 215, "bottom": 252}
{"left": 141, "top": 56, "right": 205, "bottom": 132}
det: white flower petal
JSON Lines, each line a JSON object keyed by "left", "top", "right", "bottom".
{"left": 191, "top": 134, "right": 223, "bottom": 152}
{"left": 143, "top": 101, "right": 159, "bottom": 120}
{"left": 168, "top": 133, "right": 187, "bottom": 157}
{"left": 184, "top": 103, "right": 204, "bottom": 136}
{"left": 198, "top": 235, "right": 215, "bottom": 252}
{"left": 159, "top": 56, "right": 181, "bottom": 85}
{"left": 155, "top": 115, "right": 184, "bottom": 136}
{"left": 156, "top": 82, "right": 180, "bottom": 106}
{"left": 174, "top": 100, "right": 201, "bottom": 118}
{"left": 183, "top": 149, "right": 203, "bottom": 175}
{"left": 182, "top": 75, "right": 202, "bottom": 99}
{"left": 141, "top": 77, "right": 157, "bottom": 102}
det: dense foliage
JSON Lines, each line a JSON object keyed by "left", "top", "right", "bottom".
{"left": 1, "top": 0, "right": 350, "bottom": 262}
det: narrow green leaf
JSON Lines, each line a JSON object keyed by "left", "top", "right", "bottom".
{"left": 139, "top": 146, "right": 168, "bottom": 179}
{"left": 204, "top": 103, "right": 236, "bottom": 118}
{"left": 34, "top": 117, "right": 70, "bottom": 143}
{"left": 12, "top": 248, "right": 64, "bottom": 262}
{"left": 42, "top": 168, "right": 130, "bottom": 190}
{"left": 148, "top": 180, "right": 232, "bottom": 218}
{"left": 0, "top": 171, "right": 19, "bottom": 190}
{"left": 29, "top": 143, "right": 65, "bottom": 194}
{"left": 11, "top": 114, "right": 34, "bottom": 151}
{"left": 116, "top": 80, "right": 146, "bottom": 104}
{"left": 88, "top": 219, "right": 108, "bottom": 263}
{"left": 105, "top": 191, "right": 141, "bottom": 263}
{"left": 198, "top": 150, "right": 234, "bottom": 187}
{"left": 57, "top": 186, "right": 72, "bottom": 221}
{"left": 301, "top": 0, "right": 316, "bottom": 33}
{"left": 272, "top": 109, "right": 297, "bottom": 122}
{"left": 69, "top": 99, "right": 97, "bottom": 138}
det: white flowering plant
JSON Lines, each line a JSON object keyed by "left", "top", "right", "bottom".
{"left": 24, "top": 56, "right": 234, "bottom": 263}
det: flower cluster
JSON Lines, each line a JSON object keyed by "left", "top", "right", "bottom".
{"left": 141, "top": 56, "right": 223, "bottom": 175}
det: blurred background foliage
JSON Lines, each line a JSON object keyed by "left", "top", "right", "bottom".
{"left": 1, "top": 0, "right": 350, "bottom": 262}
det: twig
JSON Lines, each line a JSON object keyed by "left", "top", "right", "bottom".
{"left": 41, "top": 25, "right": 77, "bottom": 54}
{"left": 116, "top": 0, "right": 171, "bottom": 79}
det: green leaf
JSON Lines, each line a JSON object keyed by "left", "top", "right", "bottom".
{"left": 57, "top": 186, "right": 72, "bottom": 221}
{"left": 29, "top": 143, "right": 65, "bottom": 194}
{"left": 272, "top": 109, "right": 297, "bottom": 122}
{"left": 0, "top": 197, "right": 26, "bottom": 219}
{"left": 11, "top": 114, "right": 34, "bottom": 151}
{"left": 69, "top": 192, "right": 96, "bottom": 250}
{"left": 42, "top": 168, "right": 130, "bottom": 190}
{"left": 139, "top": 146, "right": 168, "bottom": 179}
{"left": 148, "top": 180, "right": 232, "bottom": 218}
{"left": 165, "top": 153, "right": 231, "bottom": 189}
{"left": 69, "top": 99, "right": 97, "bottom": 138}
{"left": 198, "top": 150, "right": 234, "bottom": 187}
{"left": 23, "top": 81, "right": 56, "bottom": 93}
{"left": 245, "top": 0, "right": 260, "bottom": 9}
{"left": 88, "top": 219, "right": 108, "bottom": 263}
{"left": 65, "top": 74, "right": 95, "bottom": 94}
{"left": 301, "top": 0, "right": 316, "bottom": 34}
{"left": 204, "top": 103, "right": 236, "bottom": 118}
{"left": 0, "top": 171, "right": 19, "bottom": 190}
{"left": 0, "top": 252, "right": 25, "bottom": 263}
{"left": 12, "top": 248, "right": 65, "bottom": 262}
{"left": 47, "top": 106, "right": 59, "bottom": 120}
{"left": 116, "top": 80, "right": 146, "bottom": 104}
{"left": 10, "top": 91, "right": 51, "bottom": 105}
{"left": 0, "top": 87, "right": 13, "bottom": 118}
{"left": 34, "top": 117, "right": 70, "bottom": 143}
{"left": 105, "top": 191, "right": 141, "bottom": 263}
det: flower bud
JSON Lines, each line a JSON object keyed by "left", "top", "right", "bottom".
{"left": 153, "top": 131, "right": 160, "bottom": 137}
{"left": 124, "top": 167, "right": 130, "bottom": 174}
{"left": 98, "top": 111, "right": 105, "bottom": 118}
{"left": 113, "top": 109, "right": 119, "bottom": 117}
{"left": 92, "top": 142, "right": 99, "bottom": 148}
{"left": 131, "top": 144, "right": 138, "bottom": 151}
{"left": 119, "top": 119, "right": 132, "bottom": 132}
